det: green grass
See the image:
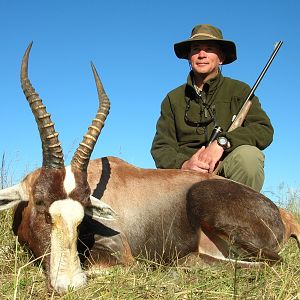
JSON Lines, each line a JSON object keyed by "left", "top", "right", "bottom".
{"left": 1, "top": 204, "right": 300, "bottom": 300}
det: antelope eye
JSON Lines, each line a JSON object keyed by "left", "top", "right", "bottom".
{"left": 35, "top": 199, "right": 45, "bottom": 207}
{"left": 44, "top": 212, "right": 52, "bottom": 224}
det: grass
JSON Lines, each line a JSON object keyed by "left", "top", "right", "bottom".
{"left": 1, "top": 202, "right": 300, "bottom": 299}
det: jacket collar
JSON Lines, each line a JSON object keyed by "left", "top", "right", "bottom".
{"left": 186, "top": 70, "right": 223, "bottom": 97}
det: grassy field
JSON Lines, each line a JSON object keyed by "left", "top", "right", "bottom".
{"left": 0, "top": 196, "right": 300, "bottom": 300}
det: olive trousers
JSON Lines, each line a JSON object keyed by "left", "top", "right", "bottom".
{"left": 217, "top": 145, "right": 265, "bottom": 192}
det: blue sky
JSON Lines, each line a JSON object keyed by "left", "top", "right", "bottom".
{"left": 0, "top": 0, "right": 299, "bottom": 200}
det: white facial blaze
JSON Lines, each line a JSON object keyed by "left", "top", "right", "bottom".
{"left": 49, "top": 199, "right": 86, "bottom": 293}
{"left": 63, "top": 166, "right": 76, "bottom": 194}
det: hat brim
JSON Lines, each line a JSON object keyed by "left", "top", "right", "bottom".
{"left": 174, "top": 38, "right": 237, "bottom": 65}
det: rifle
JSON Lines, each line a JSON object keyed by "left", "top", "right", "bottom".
{"left": 207, "top": 41, "right": 283, "bottom": 145}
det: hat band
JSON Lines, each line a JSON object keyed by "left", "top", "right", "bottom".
{"left": 190, "top": 32, "right": 219, "bottom": 40}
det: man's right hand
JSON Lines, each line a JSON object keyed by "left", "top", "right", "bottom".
{"left": 181, "top": 146, "right": 210, "bottom": 173}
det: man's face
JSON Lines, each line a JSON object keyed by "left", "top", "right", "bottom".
{"left": 188, "top": 41, "right": 224, "bottom": 79}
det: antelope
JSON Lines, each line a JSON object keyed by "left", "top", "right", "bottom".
{"left": 0, "top": 43, "right": 299, "bottom": 294}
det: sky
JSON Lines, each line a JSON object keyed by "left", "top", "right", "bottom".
{"left": 0, "top": 0, "right": 299, "bottom": 201}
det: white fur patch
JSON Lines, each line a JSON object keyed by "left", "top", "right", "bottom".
{"left": 63, "top": 166, "right": 76, "bottom": 195}
{"left": 49, "top": 199, "right": 84, "bottom": 222}
{"left": 49, "top": 199, "right": 86, "bottom": 293}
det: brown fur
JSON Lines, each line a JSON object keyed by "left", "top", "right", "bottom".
{"left": 75, "top": 157, "right": 215, "bottom": 266}
{"left": 11, "top": 158, "right": 300, "bottom": 272}
{"left": 69, "top": 168, "right": 91, "bottom": 206}
{"left": 186, "top": 178, "right": 299, "bottom": 262}
{"left": 279, "top": 208, "right": 300, "bottom": 248}
{"left": 32, "top": 168, "right": 67, "bottom": 208}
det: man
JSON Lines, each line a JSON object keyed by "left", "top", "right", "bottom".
{"left": 151, "top": 24, "right": 273, "bottom": 192}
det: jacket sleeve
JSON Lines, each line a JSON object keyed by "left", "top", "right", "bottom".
{"left": 224, "top": 93, "right": 274, "bottom": 153}
{"left": 151, "top": 95, "right": 189, "bottom": 168}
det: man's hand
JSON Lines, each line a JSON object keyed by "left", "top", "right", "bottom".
{"left": 181, "top": 141, "right": 224, "bottom": 173}
{"left": 196, "top": 140, "right": 224, "bottom": 172}
{"left": 181, "top": 146, "right": 209, "bottom": 172}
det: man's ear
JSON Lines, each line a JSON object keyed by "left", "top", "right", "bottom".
{"left": 219, "top": 52, "right": 226, "bottom": 65}
{"left": 85, "top": 195, "right": 117, "bottom": 221}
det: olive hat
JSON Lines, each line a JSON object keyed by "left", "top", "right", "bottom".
{"left": 174, "top": 24, "right": 237, "bottom": 65}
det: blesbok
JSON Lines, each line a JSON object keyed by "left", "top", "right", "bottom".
{"left": 0, "top": 43, "right": 299, "bottom": 294}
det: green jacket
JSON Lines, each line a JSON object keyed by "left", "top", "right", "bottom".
{"left": 151, "top": 71, "right": 274, "bottom": 169}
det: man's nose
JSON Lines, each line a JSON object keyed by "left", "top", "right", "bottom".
{"left": 197, "top": 49, "right": 206, "bottom": 56}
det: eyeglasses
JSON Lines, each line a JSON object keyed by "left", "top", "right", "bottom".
{"left": 184, "top": 98, "right": 216, "bottom": 127}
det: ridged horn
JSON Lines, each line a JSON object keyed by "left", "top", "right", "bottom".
{"left": 71, "top": 63, "right": 110, "bottom": 171}
{"left": 21, "top": 42, "right": 64, "bottom": 169}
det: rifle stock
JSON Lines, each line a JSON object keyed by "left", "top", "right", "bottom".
{"left": 228, "top": 100, "right": 253, "bottom": 132}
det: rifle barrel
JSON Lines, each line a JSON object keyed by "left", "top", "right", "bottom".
{"left": 228, "top": 41, "right": 283, "bottom": 130}
{"left": 245, "top": 41, "right": 283, "bottom": 104}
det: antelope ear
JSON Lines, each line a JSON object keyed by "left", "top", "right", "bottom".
{"left": 85, "top": 195, "right": 117, "bottom": 221}
{"left": 0, "top": 183, "right": 26, "bottom": 211}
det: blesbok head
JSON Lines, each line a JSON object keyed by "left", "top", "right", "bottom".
{"left": 0, "top": 43, "right": 116, "bottom": 293}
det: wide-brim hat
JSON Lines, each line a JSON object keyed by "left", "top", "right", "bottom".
{"left": 174, "top": 24, "right": 237, "bottom": 65}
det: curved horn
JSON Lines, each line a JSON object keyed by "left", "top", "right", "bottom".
{"left": 21, "top": 42, "right": 64, "bottom": 169}
{"left": 71, "top": 63, "right": 110, "bottom": 171}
